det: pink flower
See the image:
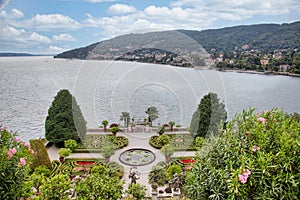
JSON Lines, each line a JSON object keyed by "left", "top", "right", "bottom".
{"left": 8, "top": 148, "right": 17, "bottom": 158}
{"left": 24, "top": 143, "right": 30, "bottom": 148}
{"left": 256, "top": 112, "right": 260, "bottom": 117}
{"left": 263, "top": 110, "right": 269, "bottom": 114}
{"left": 14, "top": 137, "right": 21, "bottom": 142}
{"left": 238, "top": 169, "right": 251, "bottom": 184}
{"left": 257, "top": 117, "right": 266, "bottom": 123}
{"left": 252, "top": 145, "right": 260, "bottom": 152}
{"left": 238, "top": 174, "right": 247, "bottom": 184}
{"left": 29, "top": 149, "right": 34, "bottom": 154}
{"left": 243, "top": 169, "right": 251, "bottom": 177}
{"left": 19, "top": 158, "right": 26, "bottom": 166}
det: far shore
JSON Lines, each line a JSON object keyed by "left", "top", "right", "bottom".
{"left": 212, "top": 69, "right": 300, "bottom": 78}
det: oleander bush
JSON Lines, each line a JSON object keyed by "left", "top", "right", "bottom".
{"left": 185, "top": 108, "right": 300, "bottom": 200}
{"left": 0, "top": 127, "right": 33, "bottom": 199}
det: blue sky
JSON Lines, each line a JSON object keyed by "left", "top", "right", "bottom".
{"left": 0, "top": 0, "right": 299, "bottom": 54}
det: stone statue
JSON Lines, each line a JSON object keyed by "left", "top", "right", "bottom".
{"left": 128, "top": 167, "right": 140, "bottom": 185}
{"left": 170, "top": 173, "right": 180, "bottom": 192}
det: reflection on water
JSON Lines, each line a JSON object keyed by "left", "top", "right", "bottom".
{"left": 0, "top": 57, "right": 299, "bottom": 141}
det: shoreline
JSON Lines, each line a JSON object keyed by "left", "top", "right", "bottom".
{"left": 214, "top": 69, "right": 300, "bottom": 78}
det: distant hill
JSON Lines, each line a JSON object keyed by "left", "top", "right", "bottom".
{"left": 0, "top": 53, "right": 53, "bottom": 57}
{"left": 55, "top": 21, "right": 300, "bottom": 61}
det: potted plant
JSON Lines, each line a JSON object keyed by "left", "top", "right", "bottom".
{"left": 168, "top": 121, "right": 175, "bottom": 132}
{"left": 102, "top": 120, "right": 108, "bottom": 132}
{"left": 101, "top": 144, "right": 115, "bottom": 164}
{"left": 160, "top": 144, "right": 174, "bottom": 163}
{"left": 58, "top": 148, "right": 71, "bottom": 162}
{"left": 110, "top": 126, "right": 120, "bottom": 137}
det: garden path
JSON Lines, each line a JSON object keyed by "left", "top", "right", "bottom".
{"left": 46, "top": 130, "right": 197, "bottom": 197}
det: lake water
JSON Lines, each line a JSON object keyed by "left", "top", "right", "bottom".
{"left": 0, "top": 57, "right": 299, "bottom": 141}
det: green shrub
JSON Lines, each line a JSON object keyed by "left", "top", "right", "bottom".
{"left": 194, "top": 136, "right": 205, "bottom": 150}
{"left": 167, "top": 164, "right": 182, "bottom": 179}
{"left": 64, "top": 139, "right": 77, "bottom": 151}
{"left": 39, "top": 174, "right": 71, "bottom": 200}
{"left": 58, "top": 148, "right": 72, "bottom": 158}
{"left": 126, "top": 183, "right": 147, "bottom": 200}
{"left": 185, "top": 108, "right": 300, "bottom": 200}
{"left": 34, "top": 165, "right": 51, "bottom": 176}
{"left": 158, "top": 134, "right": 170, "bottom": 146}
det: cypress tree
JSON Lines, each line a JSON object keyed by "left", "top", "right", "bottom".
{"left": 190, "top": 92, "right": 227, "bottom": 137}
{"left": 45, "top": 89, "right": 86, "bottom": 146}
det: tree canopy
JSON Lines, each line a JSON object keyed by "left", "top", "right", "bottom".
{"left": 45, "top": 89, "right": 86, "bottom": 146}
{"left": 190, "top": 92, "right": 227, "bottom": 138}
{"left": 145, "top": 106, "right": 159, "bottom": 126}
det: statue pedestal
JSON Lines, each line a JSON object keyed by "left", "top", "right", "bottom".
{"left": 172, "top": 188, "right": 181, "bottom": 200}
{"left": 151, "top": 191, "right": 158, "bottom": 200}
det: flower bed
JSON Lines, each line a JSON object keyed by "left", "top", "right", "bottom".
{"left": 77, "top": 161, "right": 94, "bottom": 165}
{"left": 149, "top": 134, "right": 196, "bottom": 151}
{"left": 73, "top": 135, "right": 128, "bottom": 153}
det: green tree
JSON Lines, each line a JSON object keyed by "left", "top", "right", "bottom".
{"left": 185, "top": 108, "right": 300, "bottom": 200}
{"left": 167, "top": 164, "right": 182, "bottom": 179}
{"left": 120, "top": 112, "right": 130, "bottom": 127}
{"left": 148, "top": 165, "right": 169, "bottom": 186}
{"left": 39, "top": 174, "right": 71, "bottom": 200}
{"left": 58, "top": 148, "right": 71, "bottom": 162}
{"left": 45, "top": 89, "right": 86, "bottom": 147}
{"left": 102, "top": 120, "right": 109, "bottom": 132}
{"left": 190, "top": 92, "right": 227, "bottom": 138}
{"left": 110, "top": 126, "right": 120, "bottom": 137}
{"left": 145, "top": 106, "right": 159, "bottom": 126}
{"left": 29, "top": 139, "right": 51, "bottom": 170}
{"left": 168, "top": 121, "right": 175, "bottom": 132}
{"left": 0, "top": 128, "right": 33, "bottom": 199}
{"left": 126, "top": 183, "right": 147, "bottom": 200}
{"left": 101, "top": 141, "right": 115, "bottom": 164}
{"left": 160, "top": 144, "right": 174, "bottom": 163}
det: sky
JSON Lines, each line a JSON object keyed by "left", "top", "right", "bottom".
{"left": 0, "top": 0, "right": 299, "bottom": 54}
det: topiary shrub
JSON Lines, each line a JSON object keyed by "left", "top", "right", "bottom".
{"left": 64, "top": 139, "right": 77, "bottom": 151}
{"left": 167, "top": 164, "right": 182, "bottom": 179}
{"left": 185, "top": 108, "right": 300, "bottom": 200}
{"left": 157, "top": 134, "right": 170, "bottom": 146}
{"left": 30, "top": 139, "right": 51, "bottom": 170}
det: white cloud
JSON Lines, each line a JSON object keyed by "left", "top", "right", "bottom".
{"left": 107, "top": 4, "right": 137, "bottom": 14}
{"left": 0, "top": 26, "right": 51, "bottom": 49}
{"left": 49, "top": 45, "right": 66, "bottom": 53}
{"left": 16, "top": 14, "right": 80, "bottom": 31}
{"left": 0, "top": 8, "right": 23, "bottom": 19}
{"left": 52, "top": 33, "right": 76, "bottom": 42}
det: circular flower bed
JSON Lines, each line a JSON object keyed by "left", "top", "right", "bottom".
{"left": 119, "top": 148, "right": 155, "bottom": 166}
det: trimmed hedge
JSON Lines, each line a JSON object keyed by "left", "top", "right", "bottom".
{"left": 30, "top": 139, "right": 51, "bottom": 170}
{"left": 49, "top": 158, "right": 124, "bottom": 178}
{"left": 73, "top": 135, "right": 128, "bottom": 153}
{"left": 149, "top": 134, "right": 196, "bottom": 151}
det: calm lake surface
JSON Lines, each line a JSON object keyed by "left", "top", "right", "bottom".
{"left": 1, "top": 57, "right": 299, "bottom": 141}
